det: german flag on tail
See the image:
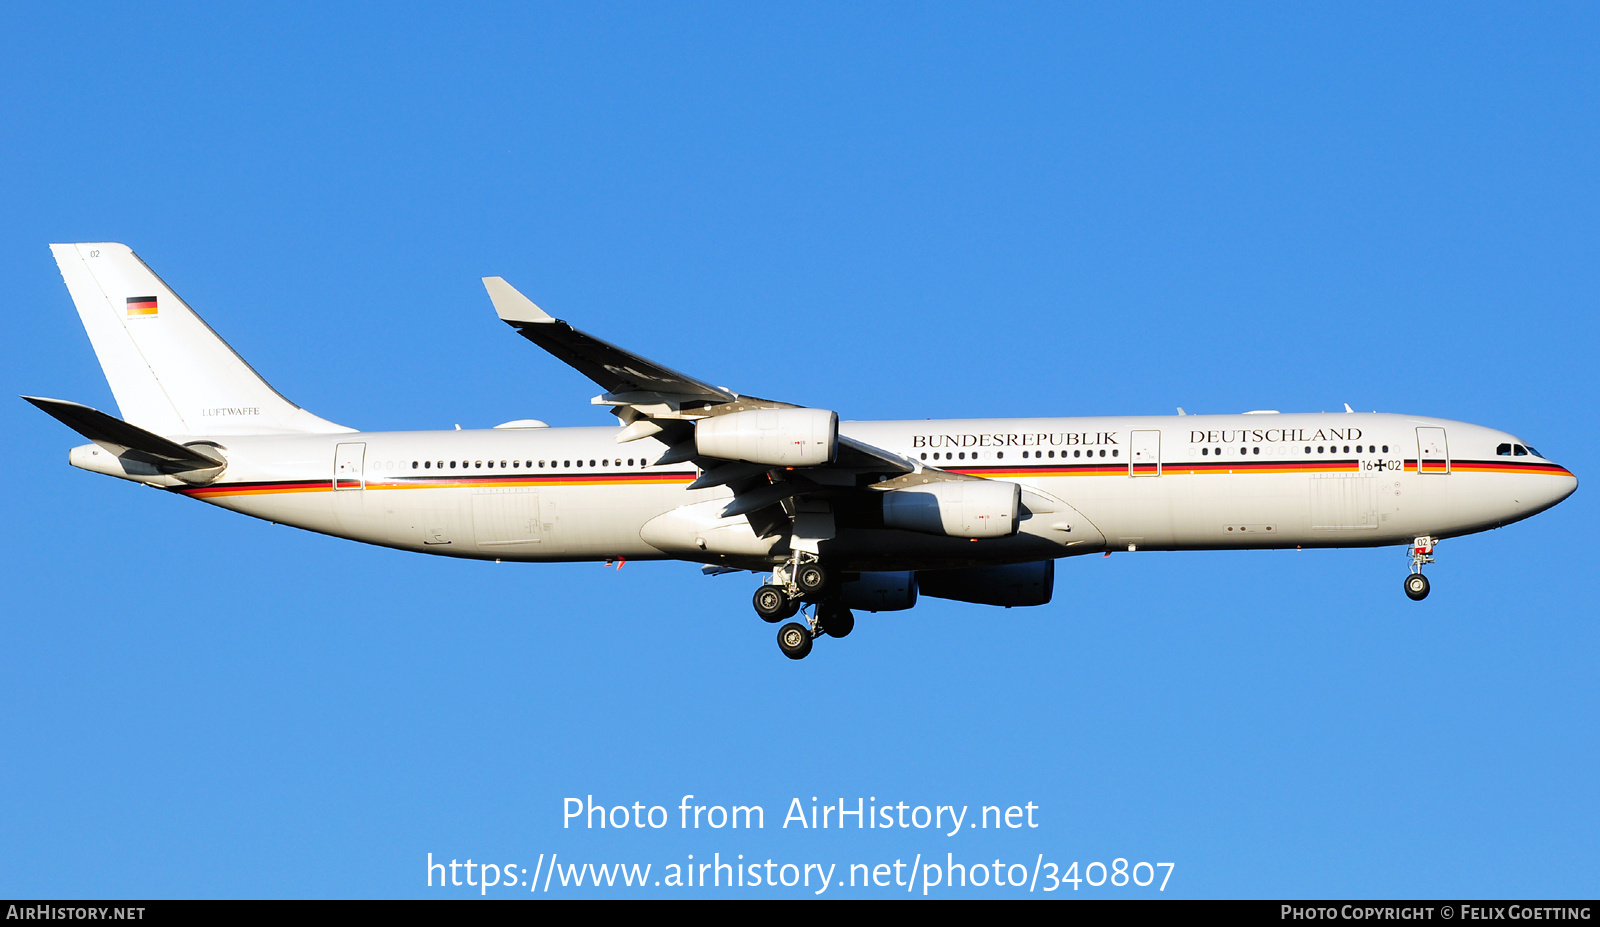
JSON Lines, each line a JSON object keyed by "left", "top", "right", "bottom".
{"left": 126, "top": 296, "right": 158, "bottom": 317}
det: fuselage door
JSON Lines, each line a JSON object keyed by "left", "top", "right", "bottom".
{"left": 333, "top": 442, "right": 366, "bottom": 490}
{"left": 1130, "top": 430, "right": 1161, "bottom": 477}
{"left": 1416, "top": 427, "right": 1449, "bottom": 474}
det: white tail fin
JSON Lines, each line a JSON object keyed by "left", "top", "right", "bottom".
{"left": 50, "top": 243, "right": 352, "bottom": 437}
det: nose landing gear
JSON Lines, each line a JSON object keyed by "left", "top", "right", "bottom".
{"left": 1405, "top": 536, "right": 1437, "bottom": 601}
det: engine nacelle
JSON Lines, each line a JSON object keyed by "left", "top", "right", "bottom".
{"left": 694, "top": 407, "right": 838, "bottom": 467}
{"left": 838, "top": 571, "right": 918, "bottom": 612}
{"left": 882, "top": 479, "right": 1020, "bottom": 538}
{"left": 916, "top": 561, "right": 1054, "bottom": 608}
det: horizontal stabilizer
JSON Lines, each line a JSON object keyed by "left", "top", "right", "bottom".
{"left": 23, "top": 396, "right": 225, "bottom": 473}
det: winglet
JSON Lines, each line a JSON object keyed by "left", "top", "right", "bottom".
{"left": 482, "top": 277, "right": 553, "bottom": 324}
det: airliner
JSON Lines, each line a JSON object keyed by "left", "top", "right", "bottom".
{"left": 28, "top": 244, "right": 1577, "bottom": 659}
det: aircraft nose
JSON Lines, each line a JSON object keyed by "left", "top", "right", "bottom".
{"left": 1538, "top": 464, "right": 1578, "bottom": 514}
{"left": 1554, "top": 466, "right": 1578, "bottom": 503}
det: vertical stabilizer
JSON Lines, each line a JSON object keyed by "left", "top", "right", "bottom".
{"left": 50, "top": 243, "right": 352, "bottom": 436}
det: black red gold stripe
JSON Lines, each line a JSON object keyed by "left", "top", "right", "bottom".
{"left": 173, "top": 458, "right": 1571, "bottom": 500}
{"left": 1451, "top": 460, "right": 1573, "bottom": 477}
{"left": 125, "top": 296, "right": 158, "bottom": 316}
{"left": 176, "top": 471, "right": 698, "bottom": 498}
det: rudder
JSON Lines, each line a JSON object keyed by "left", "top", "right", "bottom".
{"left": 50, "top": 243, "right": 351, "bottom": 436}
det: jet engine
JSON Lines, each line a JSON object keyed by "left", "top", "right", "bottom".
{"left": 916, "top": 561, "right": 1054, "bottom": 607}
{"left": 882, "top": 479, "right": 1021, "bottom": 538}
{"left": 694, "top": 407, "right": 838, "bottom": 467}
{"left": 838, "top": 571, "right": 918, "bottom": 612}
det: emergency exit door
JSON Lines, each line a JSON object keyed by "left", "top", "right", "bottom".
{"left": 333, "top": 442, "right": 366, "bottom": 490}
{"left": 1416, "top": 428, "right": 1450, "bottom": 474}
{"left": 1130, "top": 430, "right": 1161, "bottom": 476}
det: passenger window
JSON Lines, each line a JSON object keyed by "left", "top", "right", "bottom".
{"left": 1202, "top": 447, "right": 1208, "bottom": 456}
{"left": 1253, "top": 447, "right": 1260, "bottom": 455}
{"left": 1111, "top": 449, "right": 1118, "bottom": 457}
{"left": 1304, "top": 447, "right": 1311, "bottom": 454}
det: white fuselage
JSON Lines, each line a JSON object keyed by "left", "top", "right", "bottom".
{"left": 101, "top": 411, "right": 1573, "bottom": 573}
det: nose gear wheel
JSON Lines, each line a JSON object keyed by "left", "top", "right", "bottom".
{"left": 1404, "top": 536, "right": 1437, "bottom": 601}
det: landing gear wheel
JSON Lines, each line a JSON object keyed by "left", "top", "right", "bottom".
{"left": 777, "top": 622, "right": 814, "bottom": 660}
{"left": 1405, "top": 573, "right": 1430, "bottom": 601}
{"left": 753, "top": 585, "right": 798, "bottom": 622}
{"left": 794, "top": 563, "right": 829, "bottom": 599}
{"left": 817, "top": 603, "right": 855, "bottom": 638}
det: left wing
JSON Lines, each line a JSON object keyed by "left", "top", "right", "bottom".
{"left": 482, "top": 278, "right": 968, "bottom": 526}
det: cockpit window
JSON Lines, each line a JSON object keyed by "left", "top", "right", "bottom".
{"left": 1527, "top": 446, "right": 1542, "bottom": 458}
{"left": 1514, "top": 445, "right": 1528, "bottom": 456}
{"left": 1497, "top": 443, "right": 1512, "bottom": 456}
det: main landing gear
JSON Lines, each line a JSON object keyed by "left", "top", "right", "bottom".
{"left": 1405, "top": 536, "right": 1437, "bottom": 601}
{"left": 755, "top": 554, "right": 852, "bottom": 660}
{"left": 777, "top": 621, "right": 813, "bottom": 660}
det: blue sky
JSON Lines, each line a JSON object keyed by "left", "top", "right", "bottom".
{"left": 2, "top": 4, "right": 1596, "bottom": 898}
